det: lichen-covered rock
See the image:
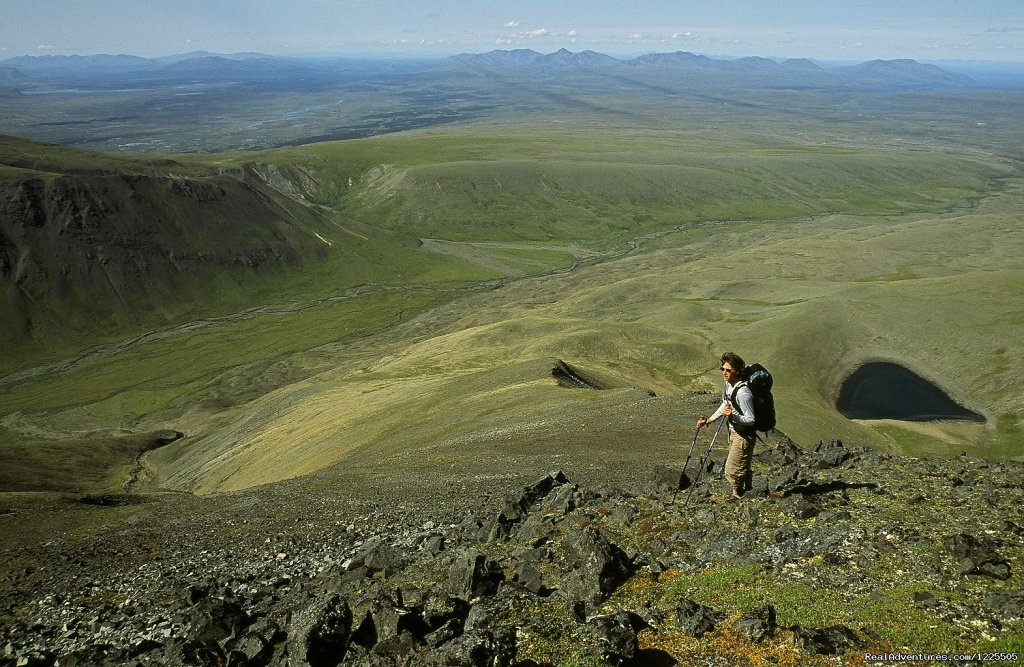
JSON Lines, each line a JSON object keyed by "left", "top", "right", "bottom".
{"left": 675, "top": 598, "right": 724, "bottom": 638}
{"left": 583, "top": 610, "right": 642, "bottom": 663}
{"left": 792, "top": 624, "right": 865, "bottom": 655}
{"left": 286, "top": 593, "right": 353, "bottom": 667}
{"left": 734, "top": 605, "right": 777, "bottom": 643}
{"left": 446, "top": 549, "right": 503, "bottom": 600}
{"left": 558, "top": 527, "right": 634, "bottom": 615}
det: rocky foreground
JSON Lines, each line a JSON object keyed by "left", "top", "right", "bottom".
{"left": 2, "top": 436, "right": 1023, "bottom": 666}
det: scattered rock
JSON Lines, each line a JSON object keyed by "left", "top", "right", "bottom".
{"left": 674, "top": 598, "right": 723, "bottom": 638}
{"left": 986, "top": 590, "right": 1024, "bottom": 621}
{"left": 3, "top": 443, "right": 1023, "bottom": 666}
{"left": 584, "top": 610, "right": 642, "bottom": 664}
{"left": 943, "top": 533, "right": 1012, "bottom": 580}
{"left": 287, "top": 593, "right": 352, "bottom": 666}
{"left": 652, "top": 464, "right": 689, "bottom": 492}
{"left": 558, "top": 527, "right": 634, "bottom": 616}
{"left": 447, "top": 549, "right": 504, "bottom": 600}
{"left": 734, "top": 605, "right": 777, "bottom": 642}
{"left": 792, "top": 625, "right": 866, "bottom": 655}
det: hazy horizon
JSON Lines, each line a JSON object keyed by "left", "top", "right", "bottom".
{"left": 4, "top": 46, "right": 1024, "bottom": 69}
{"left": 3, "top": 0, "right": 1024, "bottom": 64}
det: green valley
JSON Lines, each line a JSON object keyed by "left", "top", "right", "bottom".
{"left": 2, "top": 97, "right": 1023, "bottom": 495}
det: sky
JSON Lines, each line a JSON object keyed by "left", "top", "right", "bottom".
{"left": 3, "top": 0, "right": 1024, "bottom": 63}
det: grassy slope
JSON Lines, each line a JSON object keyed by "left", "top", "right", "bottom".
{"left": 154, "top": 178, "right": 1023, "bottom": 493}
{"left": 259, "top": 125, "right": 1008, "bottom": 246}
{"left": 2, "top": 110, "right": 1023, "bottom": 494}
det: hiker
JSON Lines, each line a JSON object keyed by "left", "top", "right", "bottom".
{"left": 696, "top": 352, "right": 756, "bottom": 499}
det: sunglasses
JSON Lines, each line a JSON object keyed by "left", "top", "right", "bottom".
{"left": 721, "top": 366, "right": 737, "bottom": 373}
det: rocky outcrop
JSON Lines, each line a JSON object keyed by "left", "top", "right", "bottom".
{"left": 1, "top": 437, "right": 1022, "bottom": 665}
{"left": 0, "top": 163, "right": 334, "bottom": 343}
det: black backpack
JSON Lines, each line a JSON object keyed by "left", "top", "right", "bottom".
{"left": 729, "top": 363, "right": 776, "bottom": 433}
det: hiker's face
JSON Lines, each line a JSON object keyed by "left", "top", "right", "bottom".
{"left": 721, "top": 364, "right": 740, "bottom": 382}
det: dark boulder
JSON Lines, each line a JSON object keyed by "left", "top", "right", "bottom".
{"left": 447, "top": 549, "right": 504, "bottom": 600}
{"left": 674, "top": 598, "right": 723, "bottom": 638}
{"left": 652, "top": 464, "right": 689, "bottom": 492}
{"left": 757, "top": 437, "right": 804, "bottom": 466}
{"left": 489, "top": 471, "right": 569, "bottom": 541}
{"left": 558, "top": 527, "right": 634, "bottom": 616}
{"left": 767, "top": 466, "right": 803, "bottom": 495}
{"left": 792, "top": 625, "right": 865, "bottom": 655}
{"left": 583, "top": 610, "right": 643, "bottom": 664}
{"left": 286, "top": 593, "right": 353, "bottom": 667}
{"left": 422, "top": 628, "right": 517, "bottom": 667}
{"left": 349, "top": 540, "right": 407, "bottom": 578}
{"left": 985, "top": 590, "right": 1024, "bottom": 621}
{"left": 228, "top": 617, "right": 283, "bottom": 665}
{"left": 812, "top": 439, "right": 859, "bottom": 469}
{"left": 513, "top": 561, "right": 546, "bottom": 596}
{"left": 418, "top": 587, "right": 471, "bottom": 649}
{"left": 943, "top": 533, "right": 1011, "bottom": 580}
{"left": 185, "top": 596, "right": 251, "bottom": 646}
{"left": 543, "top": 481, "right": 587, "bottom": 515}
{"left": 733, "top": 605, "right": 777, "bottom": 642}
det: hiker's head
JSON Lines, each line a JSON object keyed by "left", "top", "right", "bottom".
{"left": 720, "top": 352, "right": 745, "bottom": 380}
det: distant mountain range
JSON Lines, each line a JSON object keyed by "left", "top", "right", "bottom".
{"left": 0, "top": 49, "right": 982, "bottom": 90}
{"left": 446, "top": 48, "right": 976, "bottom": 88}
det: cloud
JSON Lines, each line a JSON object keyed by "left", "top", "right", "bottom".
{"left": 36, "top": 44, "right": 56, "bottom": 51}
{"left": 503, "top": 21, "right": 520, "bottom": 28}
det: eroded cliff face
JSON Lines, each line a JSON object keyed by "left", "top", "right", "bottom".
{"left": 0, "top": 168, "right": 333, "bottom": 346}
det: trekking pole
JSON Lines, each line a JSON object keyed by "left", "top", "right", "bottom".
{"left": 670, "top": 425, "right": 703, "bottom": 504}
{"left": 684, "top": 417, "right": 726, "bottom": 506}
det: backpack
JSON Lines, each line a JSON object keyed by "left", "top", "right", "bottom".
{"left": 729, "top": 363, "right": 776, "bottom": 433}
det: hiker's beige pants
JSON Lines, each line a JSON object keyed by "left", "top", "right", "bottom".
{"left": 724, "top": 429, "right": 756, "bottom": 496}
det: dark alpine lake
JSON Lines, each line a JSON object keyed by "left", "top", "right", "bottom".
{"left": 837, "top": 362, "right": 985, "bottom": 422}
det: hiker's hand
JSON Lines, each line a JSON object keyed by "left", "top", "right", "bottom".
{"left": 696, "top": 417, "right": 708, "bottom": 427}
{"left": 722, "top": 404, "right": 733, "bottom": 417}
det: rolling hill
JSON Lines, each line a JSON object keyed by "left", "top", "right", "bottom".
{"left": 2, "top": 114, "right": 1021, "bottom": 500}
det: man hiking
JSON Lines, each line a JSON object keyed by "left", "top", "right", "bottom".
{"left": 696, "top": 352, "right": 757, "bottom": 500}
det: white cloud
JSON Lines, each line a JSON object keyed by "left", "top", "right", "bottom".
{"left": 503, "top": 21, "right": 520, "bottom": 28}
{"left": 36, "top": 44, "right": 56, "bottom": 51}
